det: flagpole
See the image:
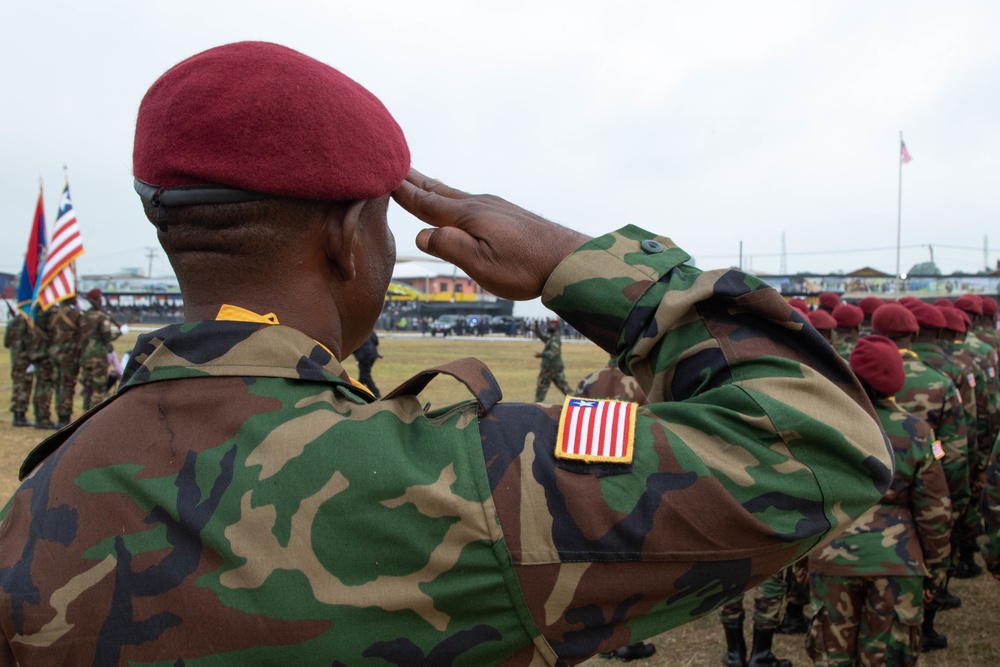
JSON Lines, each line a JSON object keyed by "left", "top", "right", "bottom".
{"left": 896, "top": 131, "right": 903, "bottom": 287}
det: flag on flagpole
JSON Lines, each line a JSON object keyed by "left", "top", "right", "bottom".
{"left": 900, "top": 139, "right": 913, "bottom": 164}
{"left": 36, "top": 181, "right": 85, "bottom": 310}
{"left": 15, "top": 188, "right": 48, "bottom": 319}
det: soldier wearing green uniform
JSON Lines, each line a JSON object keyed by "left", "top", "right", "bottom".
{"left": 984, "top": 433, "right": 1000, "bottom": 580}
{"left": 3, "top": 313, "right": 34, "bottom": 427}
{"left": 0, "top": 42, "right": 893, "bottom": 665}
{"left": 808, "top": 335, "right": 952, "bottom": 667}
{"left": 47, "top": 298, "right": 83, "bottom": 427}
{"left": 29, "top": 304, "right": 57, "bottom": 429}
{"left": 533, "top": 318, "right": 572, "bottom": 402}
{"left": 872, "top": 304, "right": 967, "bottom": 648}
{"left": 831, "top": 303, "right": 864, "bottom": 361}
{"left": 78, "top": 289, "right": 122, "bottom": 410}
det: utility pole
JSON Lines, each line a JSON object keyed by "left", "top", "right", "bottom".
{"left": 145, "top": 247, "right": 158, "bottom": 278}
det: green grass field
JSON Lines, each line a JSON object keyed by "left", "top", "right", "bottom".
{"left": 0, "top": 327, "right": 996, "bottom": 665}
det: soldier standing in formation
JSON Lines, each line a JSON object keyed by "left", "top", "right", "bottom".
{"left": 532, "top": 318, "right": 572, "bottom": 402}
{"left": 47, "top": 298, "right": 83, "bottom": 428}
{"left": 29, "top": 304, "right": 57, "bottom": 430}
{"left": 352, "top": 330, "right": 382, "bottom": 398}
{"left": 4, "top": 310, "right": 34, "bottom": 427}
{"left": 985, "top": 434, "right": 1000, "bottom": 581}
{"left": 78, "top": 289, "right": 123, "bottom": 411}
{"left": 0, "top": 41, "right": 892, "bottom": 664}
{"left": 831, "top": 303, "right": 864, "bottom": 361}
{"left": 807, "top": 335, "right": 952, "bottom": 666}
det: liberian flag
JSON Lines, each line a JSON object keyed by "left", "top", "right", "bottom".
{"left": 36, "top": 181, "right": 85, "bottom": 310}
{"left": 555, "top": 397, "right": 637, "bottom": 463}
{"left": 15, "top": 189, "right": 48, "bottom": 318}
{"left": 900, "top": 139, "right": 912, "bottom": 164}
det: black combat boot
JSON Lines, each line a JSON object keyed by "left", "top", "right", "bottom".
{"left": 777, "top": 603, "right": 809, "bottom": 634}
{"left": 921, "top": 608, "right": 947, "bottom": 651}
{"left": 34, "top": 417, "right": 58, "bottom": 430}
{"left": 722, "top": 621, "right": 747, "bottom": 667}
{"left": 955, "top": 544, "right": 983, "bottom": 579}
{"left": 12, "top": 412, "right": 32, "bottom": 427}
{"left": 599, "top": 642, "right": 656, "bottom": 661}
{"left": 55, "top": 414, "right": 71, "bottom": 429}
{"left": 747, "top": 627, "right": 791, "bottom": 667}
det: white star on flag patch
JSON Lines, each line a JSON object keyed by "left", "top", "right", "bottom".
{"left": 932, "top": 440, "right": 945, "bottom": 461}
{"left": 555, "top": 396, "right": 637, "bottom": 463}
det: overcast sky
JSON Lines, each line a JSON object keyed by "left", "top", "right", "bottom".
{"left": 3, "top": 2, "right": 999, "bottom": 301}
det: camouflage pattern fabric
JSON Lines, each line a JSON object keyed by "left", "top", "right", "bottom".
{"left": 0, "top": 226, "right": 893, "bottom": 665}
{"left": 534, "top": 326, "right": 571, "bottom": 402}
{"left": 29, "top": 307, "right": 55, "bottom": 422}
{"left": 963, "top": 332, "right": 999, "bottom": 444}
{"left": 894, "top": 349, "right": 969, "bottom": 531}
{"left": 574, "top": 359, "right": 646, "bottom": 403}
{"left": 78, "top": 308, "right": 122, "bottom": 410}
{"left": 717, "top": 570, "right": 787, "bottom": 629}
{"left": 47, "top": 301, "right": 82, "bottom": 419}
{"left": 807, "top": 574, "right": 923, "bottom": 667}
{"left": 4, "top": 316, "right": 34, "bottom": 415}
{"left": 834, "top": 333, "right": 859, "bottom": 363}
{"left": 984, "top": 434, "right": 1000, "bottom": 576}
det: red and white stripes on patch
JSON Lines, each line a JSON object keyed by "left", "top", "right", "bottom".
{"left": 555, "top": 397, "right": 637, "bottom": 464}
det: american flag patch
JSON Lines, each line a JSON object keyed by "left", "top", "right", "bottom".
{"left": 932, "top": 440, "right": 945, "bottom": 460}
{"left": 555, "top": 396, "right": 637, "bottom": 463}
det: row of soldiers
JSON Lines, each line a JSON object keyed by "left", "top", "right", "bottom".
{"left": 572, "top": 292, "right": 1000, "bottom": 665}
{"left": 4, "top": 289, "right": 123, "bottom": 429}
{"left": 795, "top": 291, "right": 1000, "bottom": 665}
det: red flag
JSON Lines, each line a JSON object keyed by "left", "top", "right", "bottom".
{"left": 37, "top": 181, "right": 85, "bottom": 310}
{"left": 900, "top": 139, "right": 912, "bottom": 164}
{"left": 16, "top": 189, "right": 48, "bottom": 318}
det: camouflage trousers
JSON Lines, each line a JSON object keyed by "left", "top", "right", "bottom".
{"left": 718, "top": 569, "right": 787, "bottom": 629}
{"left": 52, "top": 355, "right": 80, "bottom": 419}
{"left": 807, "top": 574, "right": 923, "bottom": 667}
{"left": 79, "top": 354, "right": 110, "bottom": 411}
{"left": 535, "top": 365, "right": 571, "bottom": 402}
{"left": 32, "top": 358, "right": 54, "bottom": 421}
{"left": 9, "top": 353, "right": 33, "bottom": 414}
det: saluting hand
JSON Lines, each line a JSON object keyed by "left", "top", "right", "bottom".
{"left": 391, "top": 169, "right": 590, "bottom": 301}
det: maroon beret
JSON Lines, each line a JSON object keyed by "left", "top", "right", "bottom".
{"left": 133, "top": 41, "right": 409, "bottom": 203}
{"left": 934, "top": 299, "right": 954, "bottom": 308}
{"left": 910, "top": 302, "right": 946, "bottom": 329}
{"left": 938, "top": 306, "right": 967, "bottom": 333}
{"left": 857, "top": 296, "right": 884, "bottom": 315}
{"left": 807, "top": 310, "right": 837, "bottom": 330}
{"left": 818, "top": 292, "right": 841, "bottom": 310}
{"left": 832, "top": 304, "right": 863, "bottom": 327}
{"left": 871, "top": 303, "right": 919, "bottom": 337}
{"left": 982, "top": 297, "right": 998, "bottom": 316}
{"left": 86, "top": 288, "right": 102, "bottom": 302}
{"left": 850, "top": 335, "right": 905, "bottom": 395}
{"left": 788, "top": 298, "right": 810, "bottom": 314}
{"left": 954, "top": 295, "right": 984, "bottom": 315}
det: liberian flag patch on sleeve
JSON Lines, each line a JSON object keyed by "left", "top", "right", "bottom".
{"left": 555, "top": 396, "right": 637, "bottom": 463}
{"left": 931, "top": 440, "right": 945, "bottom": 460}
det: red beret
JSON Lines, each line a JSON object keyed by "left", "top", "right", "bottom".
{"left": 86, "top": 288, "right": 102, "bottom": 302}
{"left": 982, "top": 297, "right": 998, "bottom": 316}
{"left": 832, "top": 304, "right": 863, "bottom": 327}
{"left": 898, "top": 296, "right": 921, "bottom": 305}
{"left": 910, "top": 302, "right": 946, "bottom": 329}
{"left": 818, "top": 292, "right": 841, "bottom": 310}
{"left": 788, "top": 298, "right": 809, "bottom": 314}
{"left": 133, "top": 42, "right": 409, "bottom": 202}
{"left": 872, "top": 303, "right": 919, "bottom": 337}
{"left": 850, "top": 335, "right": 905, "bottom": 395}
{"left": 938, "top": 306, "right": 967, "bottom": 333}
{"left": 933, "top": 299, "right": 954, "bottom": 308}
{"left": 807, "top": 310, "right": 837, "bottom": 330}
{"left": 857, "top": 296, "right": 884, "bottom": 315}
{"left": 954, "top": 295, "right": 984, "bottom": 316}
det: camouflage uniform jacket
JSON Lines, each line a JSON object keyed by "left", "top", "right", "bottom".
{"left": 911, "top": 341, "right": 978, "bottom": 457}
{"left": 3, "top": 316, "right": 31, "bottom": 365}
{"left": 79, "top": 308, "right": 121, "bottom": 361}
{"left": 574, "top": 361, "right": 647, "bottom": 404}
{"left": 941, "top": 339, "right": 999, "bottom": 474}
{"left": 0, "top": 226, "right": 892, "bottom": 665}
{"left": 984, "top": 433, "right": 1000, "bottom": 575}
{"left": 895, "top": 349, "right": 969, "bottom": 522}
{"left": 808, "top": 398, "right": 951, "bottom": 577}
{"left": 46, "top": 301, "right": 82, "bottom": 362}
{"left": 28, "top": 307, "right": 54, "bottom": 363}
{"left": 535, "top": 327, "right": 565, "bottom": 371}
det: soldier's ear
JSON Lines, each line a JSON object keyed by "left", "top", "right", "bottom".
{"left": 324, "top": 200, "right": 366, "bottom": 282}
